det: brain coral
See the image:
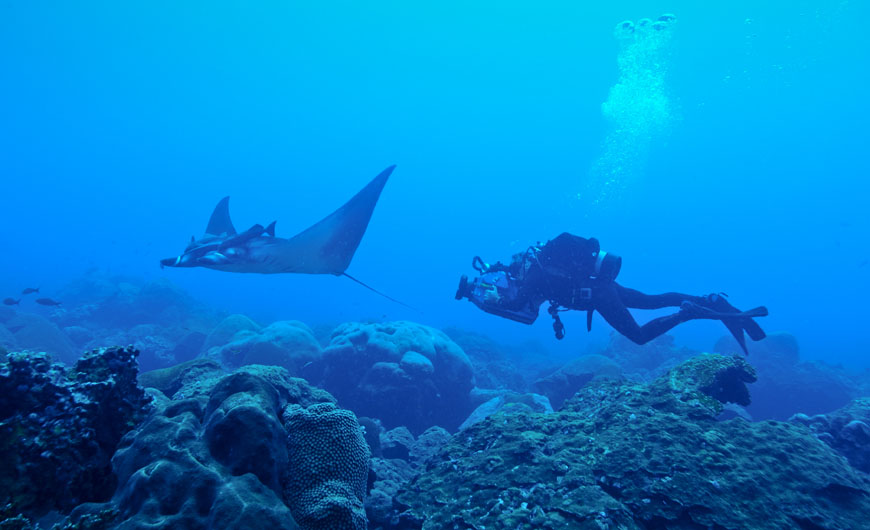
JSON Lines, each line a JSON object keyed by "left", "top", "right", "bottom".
{"left": 283, "top": 402, "right": 370, "bottom": 530}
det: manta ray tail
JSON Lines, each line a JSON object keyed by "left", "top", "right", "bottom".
{"left": 342, "top": 273, "right": 418, "bottom": 312}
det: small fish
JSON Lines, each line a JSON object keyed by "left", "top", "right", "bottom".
{"left": 21, "top": 287, "right": 39, "bottom": 295}
{"left": 3, "top": 298, "right": 20, "bottom": 306}
{"left": 35, "top": 298, "right": 62, "bottom": 307}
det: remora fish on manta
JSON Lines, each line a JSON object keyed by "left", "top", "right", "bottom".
{"left": 161, "top": 165, "right": 408, "bottom": 305}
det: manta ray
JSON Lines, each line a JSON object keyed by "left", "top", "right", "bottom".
{"left": 161, "top": 165, "right": 407, "bottom": 304}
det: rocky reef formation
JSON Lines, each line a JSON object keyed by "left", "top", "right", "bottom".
{"left": 791, "top": 397, "right": 870, "bottom": 475}
{"left": 443, "top": 328, "right": 555, "bottom": 393}
{"left": 399, "top": 353, "right": 870, "bottom": 529}
{"left": 201, "top": 314, "right": 262, "bottom": 353}
{"left": 54, "top": 273, "right": 215, "bottom": 333}
{"left": 64, "top": 363, "right": 369, "bottom": 530}
{"left": 206, "top": 319, "right": 322, "bottom": 374}
{"left": 365, "top": 425, "right": 451, "bottom": 530}
{"left": 0, "top": 346, "right": 151, "bottom": 518}
{"left": 533, "top": 354, "right": 622, "bottom": 409}
{"left": 0, "top": 313, "right": 78, "bottom": 365}
{"left": 716, "top": 332, "right": 859, "bottom": 420}
{"left": 0, "top": 273, "right": 226, "bottom": 371}
{"left": 460, "top": 390, "right": 553, "bottom": 431}
{"left": 303, "top": 321, "right": 474, "bottom": 434}
{"left": 597, "top": 332, "right": 696, "bottom": 381}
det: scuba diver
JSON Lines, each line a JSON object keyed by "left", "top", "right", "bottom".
{"left": 455, "top": 233, "right": 767, "bottom": 353}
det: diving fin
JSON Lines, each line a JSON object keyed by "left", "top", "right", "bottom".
{"left": 721, "top": 318, "right": 750, "bottom": 355}
{"left": 700, "top": 293, "right": 767, "bottom": 341}
{"left": 680, "top": 302, "right": 768, "bottom": 320}
{"left": 742, "top": 318, "right": 767, "bottom": 342}
{"left": 681, "top": 301, "right": 767, "bottom": 355}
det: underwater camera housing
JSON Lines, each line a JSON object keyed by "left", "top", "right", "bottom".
{"left": 455, "top": 270, "right": 539, "bottom": 325}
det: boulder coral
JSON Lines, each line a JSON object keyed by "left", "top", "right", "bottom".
{"left": 2, "top": 313, "right": 78, "bottom": 364}
{"left": 201, "top": 314, "right": 261, "bottom": 353}
{"left": 71, "top": 390, "right": 300, "bottom": 529}
{"left": 443, "top": 327, "right": 549, "bottom": 393}
{"left": 209, "top": 320, "right": 321, "bottom": 374}
{"left": 304, "top": 321, "right": 474, "bottom": 434}
{"left": 67, "top": 364, "right": 368, "bottom": 530}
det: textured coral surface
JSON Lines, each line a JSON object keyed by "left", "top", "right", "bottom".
{"left": 399, "top": 354, "right": 870, "bottom": 529}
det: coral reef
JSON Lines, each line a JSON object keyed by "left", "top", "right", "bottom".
{"left": 0, "top": 325, "right": 16, "bottom": 354}
{"left": 139, "top": 359, "right": 336, "bottom": 408}
{"left": 38, "top": 272, "right": 226, "bottom": 369}
{"left": 207, "top": 320, "right": 321, "bottom": 374}
{"left": 137, "top": 358, "right": 224, "bottom": 399}
{"left": 201, "top": 313, "right": 262, "bottom": 353}
{"left": 94, "top": 324, "right": 177, "bottom": 371}
{"left": 69, "top": 364, "right": 368, "bottom": 530}
{"left": 459, "top": 391, "right": 553, "bottom": 431}
{"left": 68, "top": 388, "right": 299, "bottom": 529}
{"left": 398, "top": 353, "right": 870, "bottom": 529}
{"left": 791, "top": 397, "right": 870, "bottom": 475}
{"left": 0, "top": 346, "right": 151, "bottom": 518}
{"left": 284, "top": 402, "right": 371, "bottom": 530}
{"left": 716, "top": 332, "right": 859, "bottom": 419}
{"left": 366, "top": 426, "right": 450, "bottom": 530}
{"left": 597, "top": 331, "right": 696, "bottom": 380}
{"left": 304, "top": 321, "right": 474, "bottom": 434}
{"left": 3, "top": 288, "right": 869, "bottom": 530}
{"left": 54, "top": 274, "right": 216, "bottom": 332}
{"left": 533, "top": 354, "right": 622, "bottom": 409}
{"left": 443, "top": 328, "right": 554, "bottom": 393}
{"left": 0, "top": 314, "right": 77, "bottom": 364}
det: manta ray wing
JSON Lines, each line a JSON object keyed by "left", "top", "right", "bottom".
{"left": 205, "top": 196, "right": 237, "bottom": 237}
{"left": 264, "top": 165, "right": 395, "bottom": 275}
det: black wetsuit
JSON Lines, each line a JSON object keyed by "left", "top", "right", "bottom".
{"left": 518, "top": 233, "right": 704, "bottom": 345}
{"left": 593, "top": 283, "right": 703, "bottom": 344}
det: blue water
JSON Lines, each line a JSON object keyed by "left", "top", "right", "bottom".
{"left": 1, "top": 1, "right": 868, "bottom": 366}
